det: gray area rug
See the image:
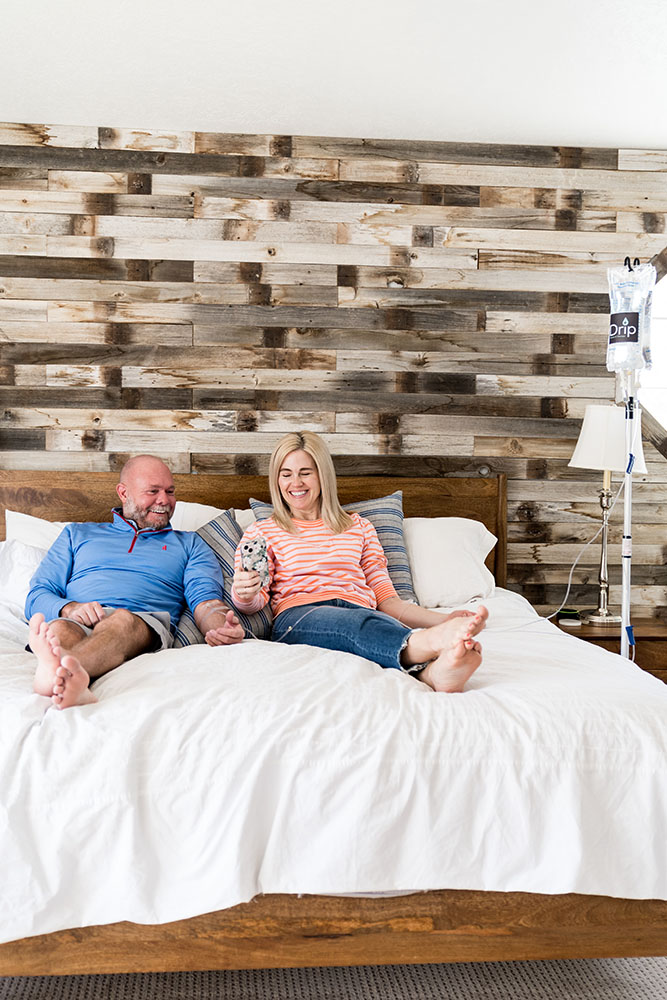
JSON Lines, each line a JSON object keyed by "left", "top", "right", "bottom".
{"left": 2, "top": 959, "right": 667, "bottom": 1000}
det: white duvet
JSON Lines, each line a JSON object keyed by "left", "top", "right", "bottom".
{"left": 0, "top": 588, "right": 666, "bottom": 945}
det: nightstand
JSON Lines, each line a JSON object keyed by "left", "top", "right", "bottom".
{"left": 556, "top": 618, "right": 667, "bottom": 683}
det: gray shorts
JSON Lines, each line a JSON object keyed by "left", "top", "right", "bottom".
{"left": 50, "top": 607, "right": 174, "bottom": 652}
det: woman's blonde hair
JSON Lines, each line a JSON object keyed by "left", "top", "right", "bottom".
{"left": 269, "top": 431, "right": 353, "bottom": 534}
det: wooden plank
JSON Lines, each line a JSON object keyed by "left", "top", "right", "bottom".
{"left": 40, "top": 236, "right": 411, "bottom": 266}
{"left": 0, "top": 122, "right": 98, "bottom": 148}
{"left": 48, "top": 171, "right": 129, "bottom": 192}
{"left": 336, "top": 159, "right": 667, "bottom": 192}
{"left": 0, "top": 212, "right": 79, "bottom": 236}
{"left": 508, "top": 522, "right": 664, "bottom": 544}
{"left": 0, "top": 235, "right": 46, "bottom": 255}
{"left": 155, "top": 173, "right": 465, "bottom": 205}
{"left": 476, "top": 374, "right": 614, "bottom": 398}
{"left": 122, "top": 368, "right": 397, "bottom": 390}
{"left": 616, "top": 212, "right": 666, "bottom": 234}
{"left": 581, "top": 189, "right": 667, "bottom": 212}
{"left": 0, "top": 450, "right": 115, "bottom": 470}
{"left": 339, "top": 270, "right": 607, "bottom": 299}
{"left": 473, "top": 435, "right": 577, "bottom": 458}
{"left": 89, "top": 215, "right": 340, "bottom": 243}
{"left": 0, "top": 387, "right": 123, "bottom": 407}
{"left": 507, "top": 500, "right": 667, "bottom": 524}
{"left": 0, "top": 167, "right": 48, "bottom": 189}
{"left": 6, "top": 343, "right": 334, "bottom": 368}
{"left": 196, "top": 196, "right": 613, "bottom": 230}
{"left": 486, "top": 311, "right": 608, "bottom": 333}
{"left": 508, "top": 542, "right": 666, "bottom": 565}
{"left": 274, "top": 328, "right": 553, "bottom": 354}
{"left": 618, "top": 149, "right": 667, "bottom": 171}
{"left": 194, "top": 262, "right": 338, "bottom": 284}
{"left": 438, "top": 227, "right": 667, "bottom": 255}
{"left": 479, "top": 249, "right": 621, "bottom": 270}
{"left": 0, "top": 322, "right": 192, "bottom": 345}
{"left": 43, "top": 302, "right": 484, "bottom": 331}
{"left": 292, "top": 136, "right": 618, "bottom": 169}
{"left": 0, "top": 299, "right": 47, "bottom": 320}
{"left": 45, "top": 298, "right": 250, "bottom": 322}
{"left": 0, "top": 190, "right": 195, "bottom": 217}
{"left": 98, "top": 127, "right": 195, "bottom": 153}
{"left": 393, "top": 414, "right": 580, "bottom": 437}
{"left": 336, "top": 261, "right": 486, "bottom": 289}
{"left": 194, "top": 133, "right": 275, "bottom": 156}
{"left": 0, "top": 277, "right": 252, "bottom": 304}
{"left": 1, "top": 408, "right": 334, "bottom": 432}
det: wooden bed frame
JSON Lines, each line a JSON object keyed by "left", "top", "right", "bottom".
{"left": 1, "top": 469, "right": 666, "bottom": 976}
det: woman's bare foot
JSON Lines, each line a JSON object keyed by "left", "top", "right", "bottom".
{"left": 404, "top": 606, "right": 488, "bottom": 665}
{"left": 402, "top": 606, "right": 487, "bottom": 693}
{"left": 51, "top": 654, "right": 96, "bottom": 710}
{"left": 418, "top": 638, "right": 483, "bottom": 693}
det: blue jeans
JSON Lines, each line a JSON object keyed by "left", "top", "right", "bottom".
{"left": 272, "top": 599, "right": 417, "bottom": 672}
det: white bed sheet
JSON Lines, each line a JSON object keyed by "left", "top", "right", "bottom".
{"left": 0, "top": 588, "right": 666, "bottom": 945}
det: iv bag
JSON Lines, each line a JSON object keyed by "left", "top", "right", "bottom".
{"left": 606, "top": 261, "right": 656, "bottom": 372}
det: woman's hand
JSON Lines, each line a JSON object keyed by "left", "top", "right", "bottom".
{"left": 232, "top": 568, "right": 263, "bottom": 602}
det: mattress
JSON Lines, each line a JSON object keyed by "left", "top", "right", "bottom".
{"left": 0, "top": 587, "right": 666, "bottom": 945}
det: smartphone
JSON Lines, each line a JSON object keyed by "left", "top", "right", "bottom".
{"left": 240, "top": 536, "right": 269, "bottom": 586}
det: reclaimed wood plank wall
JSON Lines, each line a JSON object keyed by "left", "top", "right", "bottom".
{"left": 0, "top": 122, "right": 666, "bottom": 616}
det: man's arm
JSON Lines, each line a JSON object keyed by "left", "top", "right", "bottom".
{"left": 25, "top": 527, "right": 76, "bottom": 622}
{"left": 193, "top": 599, "right": 245, "bottom": 647}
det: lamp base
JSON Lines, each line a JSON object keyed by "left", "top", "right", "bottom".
{"left": 581, "top": 609, "right": 623, "bottom": 626}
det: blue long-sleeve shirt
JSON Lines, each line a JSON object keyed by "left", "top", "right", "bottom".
{"left": 25, "top": 509, "right": 223, "bottom": 629}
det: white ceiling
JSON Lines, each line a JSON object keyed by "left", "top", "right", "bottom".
{"left": 3, "top": 0, "right": 667, "bottom": 148}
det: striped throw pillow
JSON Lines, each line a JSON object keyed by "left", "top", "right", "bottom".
{"left": 173, "top": 508, "right": 273, "bottom": 646}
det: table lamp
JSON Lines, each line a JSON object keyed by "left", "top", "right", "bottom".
{"left": 568, "top": 404, "right": 647, "bottom": 625}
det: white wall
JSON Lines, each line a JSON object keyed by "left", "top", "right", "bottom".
{"left": 3, "top": 0, "right": 667, "bottom": 148}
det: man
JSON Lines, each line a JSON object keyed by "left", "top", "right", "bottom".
{"left": 26, "top": 454, "right": 245, "bottom": 710}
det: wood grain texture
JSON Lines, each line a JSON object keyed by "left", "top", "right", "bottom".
{"left": 0, "top": 889, "right": 666, "bottom": 975}
{"left": 0, "top": 122, "right": 665, "bottom": 616}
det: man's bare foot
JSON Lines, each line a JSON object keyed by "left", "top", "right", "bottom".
{"left": 30, "top": 613, "right": 64, "bottom": 697}
{"left": 418, "top": 638, "right": 483, "bottom": 693}
{"left": 30, "top": 614, "right": 95, "bottom": 709}
{"left": 51, "top": 654, "right": 96, "bottom": 710}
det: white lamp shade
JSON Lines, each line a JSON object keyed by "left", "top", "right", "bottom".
{"left": 569, "top": 405, "right": 647, "bottom": 474}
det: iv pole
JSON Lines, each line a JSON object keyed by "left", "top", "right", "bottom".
{"left": 608, "top": 255, "right": 653, "bottom": 660}
{"left": 619, "top": 370, "right": 637, "bottom": 660}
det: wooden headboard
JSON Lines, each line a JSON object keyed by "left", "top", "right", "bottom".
{"left": 0, "top": 472, "right": 507, "bottom": 586}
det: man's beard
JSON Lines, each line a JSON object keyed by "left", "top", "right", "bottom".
{"left": 122, "top": 502, "right": 172, "bottom": 530}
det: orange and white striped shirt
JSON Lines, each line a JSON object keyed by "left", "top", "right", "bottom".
{"left": 232, "top": 514, "right": 398, "bottom": 617}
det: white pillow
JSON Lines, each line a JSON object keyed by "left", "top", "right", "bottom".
{"left": 5, "top": 510, "right": 69, "bottom": 549}
{"left": 0, "top": 538, "right": 48, "bottom": 608}
{"left": 170, "top": 501, "right": 225, "bottom": 531}
{"left": 403, "top": 517, "right": 496, "bottom": 608}
{"left": 234, "top": 507, "right": 256, "bottom": 531}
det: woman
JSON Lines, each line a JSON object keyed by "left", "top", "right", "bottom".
{"left": 232, "top": 431, "right": 487, "bottom": 693}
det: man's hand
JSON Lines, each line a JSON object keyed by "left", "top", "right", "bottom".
{"left": 193, "top": 599, "right": 246, "bottom": 647}
{"left": 204, "top": 609, "right": 245, "bottom": 647}
{"left": 60, "top": 601, "right": 106, "bottom": 626}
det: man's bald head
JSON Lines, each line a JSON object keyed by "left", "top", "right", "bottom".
{"left": 116, "top": 455, "right": 176, "bottom": 530}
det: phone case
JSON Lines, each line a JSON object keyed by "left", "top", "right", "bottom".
{"left": 240, "top": 536, "right": 269, "bottom": 586}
